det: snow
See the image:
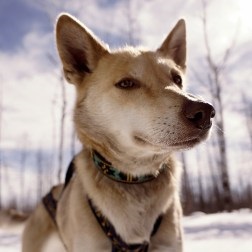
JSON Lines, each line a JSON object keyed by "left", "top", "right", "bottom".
{"left": 0, "top": 209, "right": 251, "bottom": 252}
{"left": 183, "top": 209, "right": 252, "bottom": 252}
{"left": 0, "top": 224, "right": 23, "bottom": 252}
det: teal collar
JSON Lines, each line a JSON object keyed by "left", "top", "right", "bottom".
{"left": 92, "top": 150, "right": 166, "bottom": 184}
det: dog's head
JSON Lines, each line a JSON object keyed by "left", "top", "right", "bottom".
{"left": 56, "top": 14, "right": 215, "bottom": 158}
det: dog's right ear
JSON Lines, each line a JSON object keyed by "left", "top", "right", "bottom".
{"left": 157, "top": 19, "right": 186, "bottom": 70}
{"left": 56, "top": 13, "right": 109, "bottom": 85}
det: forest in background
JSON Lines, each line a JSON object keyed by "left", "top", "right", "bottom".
{"left": 0, "top": 0, "right": 251, "bottom": 215}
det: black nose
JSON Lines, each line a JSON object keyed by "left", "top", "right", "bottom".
{"left": 183, "top": 100, "right": 215, "bottom": 130}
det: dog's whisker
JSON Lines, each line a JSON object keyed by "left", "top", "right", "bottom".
{"left": 212, "top": 123, "right": 225, "bottom": 133}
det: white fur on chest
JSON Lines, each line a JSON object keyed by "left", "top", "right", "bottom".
{"left": 76, "top": 151, "right": 177, "bottom": 244}
{"left": 42, "top": 232, "right": 66, "bottom": 252}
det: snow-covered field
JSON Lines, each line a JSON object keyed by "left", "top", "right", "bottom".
{"left": 0, "top": 209, "right": 251, "bottom": 252}
{"left": 183, "top": 209, "right": 252, "bottom": 252}
{"left": 0, "top": 221, "right": 23, "bottom": 252}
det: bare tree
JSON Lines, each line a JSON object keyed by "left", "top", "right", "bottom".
{"left": 19, "top": 134, "right": 29, "bottom": 210}
{"left": 47, "top": 54, "right": 67, "bottom": 183}
{"left": 124, "top": 0, "right": 141, "bottom": 45}
{"left": 0, "top": 75, "right": 3, "bottom": 209}
{"left": 125, "top": 0, "right": 136, "bottom": 45}
{"left": 205, "top": 140, "right": 222, "bottom": 210}
{"left": 242, "top": 93, "right": 252, "bottom": 150}
{"left": 36, "top": 148, "right": 44, "bottom": 202}
{"left": 196, "top": 149, "right": 207, "bottom": 211}
{"left": 180, "top": 153, "right": 195, "bottom": 214}
{"left": 200, "top": 0, "right": 238, "bottom": 211}
{"left": 57, "top": 72, "right": 67, "bottom": 182}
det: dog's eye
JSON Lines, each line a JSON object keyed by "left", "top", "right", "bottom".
{"left": 172, "top": 73, "right": 182, "bottom": 87}
{"left": 115, "top": 78, "right": 139, "bottom": 89}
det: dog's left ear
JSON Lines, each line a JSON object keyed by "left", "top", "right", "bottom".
{"left": 157, "top": 19, "right": 186, "bottom": 69}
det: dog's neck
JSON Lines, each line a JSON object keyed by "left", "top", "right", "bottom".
{"left": 92, "top": 150, "right": 167, "bottom": 184}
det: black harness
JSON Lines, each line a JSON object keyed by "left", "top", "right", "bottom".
{"left": 43, "top": 153, "right": 163, "bottom": 252}
{"left": 42, "top": 159, "right": 75, "bottom": 226}
{"left": 88, "top": 199, "right": 163, "bottom": 252}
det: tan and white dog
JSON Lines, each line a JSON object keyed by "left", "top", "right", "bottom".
{"left": 22, "top": 13, "right": 215, "bottom": 252}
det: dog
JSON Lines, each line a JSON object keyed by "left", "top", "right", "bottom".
{"left": 22, "top": 13, "right": 215, "bottom": 252}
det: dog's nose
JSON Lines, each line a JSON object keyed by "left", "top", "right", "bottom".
{"left": 183, "top": 100, "right": 215, "bottom": 130}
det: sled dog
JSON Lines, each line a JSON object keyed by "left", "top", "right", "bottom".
{"left": 22, "top": 13, "right": 215, "bottom": 252}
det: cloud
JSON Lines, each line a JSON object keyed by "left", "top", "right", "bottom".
{"left": 0, "top": 27, "right": 75, "bottom": 151}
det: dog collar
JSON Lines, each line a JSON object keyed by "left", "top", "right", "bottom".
{"left": 92, "top": 150, "right": 166, "bottom": 184}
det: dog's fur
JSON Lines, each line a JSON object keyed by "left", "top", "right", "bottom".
{"left": 22, "top": 13, "right": 214, "bottom": 252}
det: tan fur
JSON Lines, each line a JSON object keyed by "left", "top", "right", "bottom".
{"left": 22, "top": 13, "right": 214, "bottom": 252}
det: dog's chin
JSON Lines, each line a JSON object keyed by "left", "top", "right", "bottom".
{"left": 134, "top": 131, "right": 210, "bottom": 151}
{"left": 169, "top": 137, "right": 203, "bottom": 149}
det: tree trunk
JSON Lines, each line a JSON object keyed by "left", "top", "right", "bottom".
{"left": 58, "top": 73, "right": 66, "bottom": 182}
{"left": 0, "top": 77, "right": 3, "bottom": 209}
{"left": 201, "top": 0, "right": 233, "bottom": 211}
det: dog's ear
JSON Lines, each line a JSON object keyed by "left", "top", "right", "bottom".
{"left": 157, "top": 19, "right": 186, "bottom": 69}
{"left": 56, "top": 13, "right": 109, "bottom": 85}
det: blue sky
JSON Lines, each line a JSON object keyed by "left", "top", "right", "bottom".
{"left": 0, "top": 0, "right": 131, "bottom": 55}
{"left": 0, "top": 0, "right": 51, "bottom": 51}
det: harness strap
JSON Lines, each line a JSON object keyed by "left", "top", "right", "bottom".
{"left": 42, "top": 190, "right": 57, "bottom": 225}
{"left": 151, "top": 215, "right": 163, "bottom": 237}
{"left": 42, "top": 157, "right": 163, "bottom": 252}
{"left": 63, "top": 159, "right": 76, "bottom": 189}
{"left": 42, "top": 159, "right": 75, "bottom": 224}
{"left": 42, "top": 188, "right": 69, "bottom": 251}
{"left": 88, "top": 199, "right": 163, "bottom": 252}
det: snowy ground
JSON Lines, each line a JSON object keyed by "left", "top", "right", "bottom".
{"left": 183, "top": 209, "right": 252, "bottom": 252}
{"left": 0, "top": 222, "right": 23, "bottom": 252}
{"left": 0, "top": 209, "right": 251, "bottom": 252}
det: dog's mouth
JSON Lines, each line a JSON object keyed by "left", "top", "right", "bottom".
{"left": 134, "top": 136, "right": 149, "bottom": 145}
